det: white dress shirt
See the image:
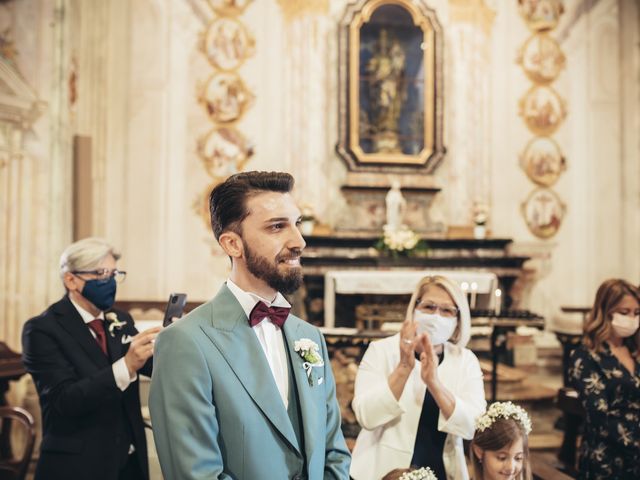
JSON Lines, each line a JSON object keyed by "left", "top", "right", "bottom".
{"left": 226, "top": 279, "right": 291, "bottom": 408}
{"left": 70, "top": 299, "right": 136, "bottom": 392}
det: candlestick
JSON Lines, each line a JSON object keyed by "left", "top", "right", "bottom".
{"left": 470, "top": 282, "right": 478, "bottom": 309}
{"left": 494, "top": 288, "right": 502, "bottom": 317}
{"left": 461, "top": 282, "right": 470, "bottom": 306}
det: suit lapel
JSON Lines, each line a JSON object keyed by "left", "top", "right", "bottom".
{"left": 104, "top": 316, "right": 126, "bottom": 362}
{"left": 53, "top": 296, "right": 110, "bottom": 368}
{"left": 199, "top": 286, "right": 301, "bottom": 454}
{"left": 283, "top": 319, "right": 321, "bottom": 465}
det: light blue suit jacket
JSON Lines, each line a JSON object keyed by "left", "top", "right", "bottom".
{"left": 149, "top": 285, "right": 351, "bottom": 479}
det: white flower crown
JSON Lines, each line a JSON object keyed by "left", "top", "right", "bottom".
{"left": 475, "top": 401, "right": 532, "bottom": 435}
{"left": 399, "top": 467, "right": 438, "bottom": 480}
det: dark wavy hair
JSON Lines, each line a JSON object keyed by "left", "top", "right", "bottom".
{"left": 208, "top": 171, "right": 294, "bottom": 240}
{"left": 584, "top": 278, "right": 640, "bottom": 354}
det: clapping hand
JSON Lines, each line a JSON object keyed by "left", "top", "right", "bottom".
{"left": 398, "top": 320, "right": 418, "bottom": 370}
{"left": 419, "top": 333, "right": 439, "bottom": 386}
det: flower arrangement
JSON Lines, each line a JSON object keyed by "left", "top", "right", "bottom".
{"left": 475, "top": 401, "right": 532, "bottom": 435}
{"left": 294, "top": 338, "right": 324, "bottom": 385}
{"left": 105, "top": 312, "right": 126, "bottom": 337}
{"left": 399, "top": 467, "right": 438, "bottom": 480}
{"left": 376, "top": 225, "right": 428, "bottom": 257}
{"left": 472, "top": 201, "right": 489, "bottom": 226}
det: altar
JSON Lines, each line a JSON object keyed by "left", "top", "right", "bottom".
{"left": 323, "top": 269, "right": 498, "bottom": 327}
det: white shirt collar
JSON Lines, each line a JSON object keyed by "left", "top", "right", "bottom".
{"left": 225, "top": 278, "right": 291, "bottom": 319}
{"left": 69, "top": 297, "right": 105, "bottom": 324}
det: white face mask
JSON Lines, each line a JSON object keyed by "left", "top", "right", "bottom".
{"left": 414, "top": 310, "right": 457, "bottom": 345}
{"left": 611, "top": 313, "right": 640, "bottom": 338}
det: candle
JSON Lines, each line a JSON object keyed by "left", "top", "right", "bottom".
{"left": 470, "top": 282, "right": 478, "bottom": 309}
{"left": 494, "top": 288, "right": 502, "bottom": 316}
{"left": 461, "top": 282, "right": 470, "bottom": 306}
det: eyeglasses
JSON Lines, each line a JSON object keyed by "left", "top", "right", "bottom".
{"left": 415, "top": 301, "right": 459, "bottom": 318}
{"left": 72, "top": 269, "right": 127, "bottom": 283}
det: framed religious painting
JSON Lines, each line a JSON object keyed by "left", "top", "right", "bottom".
{"left": 197, "top": 127, "right": 253, "bottom": 179}
{"left": 519, "top": 136, "right": 566, "bottom": 186}
{"left": 518, "top": 0, "right": 564, "bottom": 32}
{"left": 519, "top": 85, "right": 567, "bottom": 136}
{"left": 336, "top": 0, "right": 445, "bottom": 174}
{"left": 199, "top": 72, "right": 254, "bottom": 123}
{"left": 202, "top": 18, "right": 255, "bottom": 71}
{"left": 517, "top": 33, "right": 565, "bottom": 84}
{"left": 521, "top": 187, "right": 566, "bottom": 239}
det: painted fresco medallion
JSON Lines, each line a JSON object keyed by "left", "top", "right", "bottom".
{"left": 200, "top": 72, "right": 254, "bottom": 123}
{"left": 203, "top": 18, "right": 255, "bottom": 71}
{"left": 518, "top": 33, "right": 565, "bottom": 84}
{"left": 518, "top": 0, "right": 564, "bottom": 32}
{"left": 520, "top": 137, "right": 566, "bottom": 187}
{"left": 521, "top": 187, "right": 566, "bottom": 239}
{"left": 198, "top": 127, "right": 254, "bottom": 179}
{"left": 519, "top": 85, "right": 566, "bottom": 136}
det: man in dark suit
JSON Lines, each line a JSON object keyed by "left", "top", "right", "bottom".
{"left": 22, "top": 238, "right": 160, "bottom": 480}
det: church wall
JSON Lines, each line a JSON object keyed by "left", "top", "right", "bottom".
{"left": 2, "top": 0, "right": 639, "bottom": 351}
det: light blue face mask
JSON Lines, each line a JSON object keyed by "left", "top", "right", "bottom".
{"left": 414, "top": 310, "right": 457, "bottom": 345}
{"left": 81, "top": 277, "right": 117, "bottom": 311}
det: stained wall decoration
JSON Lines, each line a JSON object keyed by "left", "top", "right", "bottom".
{"left": 195, "top": 0, "right": 255, "bottom": 227}
{"left": 516, "top": 0, "right": 566, "bottom": 238}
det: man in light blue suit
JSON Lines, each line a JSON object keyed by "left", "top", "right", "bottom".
{"left": 149, "top": 171, "right": 351, "bottom": 479}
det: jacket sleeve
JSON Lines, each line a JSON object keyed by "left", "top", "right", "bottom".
{"left": 319, "top": 334, "right": 352, "bottom": 479}
{"left": 437, "top": 349, "right": 486, "bottom": 440}
{"left": 148, "top": 325, "right": 232, "bottom": 480}
{"left": 21, "top": 319, "right": 122, "bottom": 417}
{"left": 352, "top": 339, "right": 406, "bottom": 431}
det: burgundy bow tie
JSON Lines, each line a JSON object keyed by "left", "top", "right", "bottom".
{"left": 249, "top": 301, "right": 290, "bottom": 328}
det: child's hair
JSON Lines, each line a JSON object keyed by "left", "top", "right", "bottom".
{"left": 470, "top": 403, "right": 532, "bottom": 480}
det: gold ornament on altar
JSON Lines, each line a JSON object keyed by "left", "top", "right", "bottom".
{"left": 199, "top": 72, "right": 254, "bottom": 123}
{"left": 521, "top": 187, "right": 566, "bottom": 239}
{"left": 207, "top": 0, "right": 253, "bottom": 17}
{"left": 519, "top": 85, "right": 566, "bottom": 136}
{"left": 517, "top": 33, "right": 565, "bottom": 84}
{"left": 519, "top": 137, "right": 566, "bottom": 187}
{"left": 202, "top": 17, "right": 255, "bottom": 71}
{"left": 518, "top": 0, "right": 564, "bottom": 32}
{"left": 198, "top": 127, "right": 253, "bottom": 179}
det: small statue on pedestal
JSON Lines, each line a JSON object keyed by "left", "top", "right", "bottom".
{"left": 385, "top": 180, "right": 406, "bottom": 231}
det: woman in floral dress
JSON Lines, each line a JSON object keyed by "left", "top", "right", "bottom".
{"left": 569, "top": 278, "right": 640, "bottom": 479}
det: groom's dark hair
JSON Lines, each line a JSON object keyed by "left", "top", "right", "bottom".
{"left": 209, "top": 171, "right": 295, "bottom": 240}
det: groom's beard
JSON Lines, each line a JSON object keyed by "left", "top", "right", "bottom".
{"left": 243, "top": 241, "right": 303, "bottom": 295}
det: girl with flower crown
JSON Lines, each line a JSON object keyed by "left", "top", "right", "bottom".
{"left": 470, "top": 402, "right": 532, "bottom": 480}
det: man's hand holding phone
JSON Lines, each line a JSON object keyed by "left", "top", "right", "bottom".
{"left": 124, "top": 327, "right": 161, "bottom": 376}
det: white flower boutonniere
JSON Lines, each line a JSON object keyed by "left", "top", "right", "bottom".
{"left": 294, "top": 338, "right": 324, "bottom": 386}
{"left": 105, "top": 312, "right": 126, "bottom": 337}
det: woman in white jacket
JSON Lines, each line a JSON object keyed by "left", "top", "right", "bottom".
{"left": 350, "top": 275, "right": 486, "bottom": 480}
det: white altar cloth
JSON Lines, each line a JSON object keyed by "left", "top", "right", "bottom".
{"left": 323, "top": 269, "right": 498, "bottom": 328}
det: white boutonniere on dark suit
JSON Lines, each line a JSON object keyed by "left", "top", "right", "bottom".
{"left": 105, "top": 312, "right": 126, "bottom": 337}
{"left": 293, "top": 338, "right": 324, "bottom": 386}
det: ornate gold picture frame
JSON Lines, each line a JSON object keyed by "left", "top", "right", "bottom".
{"left": 337, "top": 0, "right": 445, "bottom": 173}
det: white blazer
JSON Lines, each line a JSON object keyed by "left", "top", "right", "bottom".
{"left": 350, "top": 333, "right": 486, "bottom": 480}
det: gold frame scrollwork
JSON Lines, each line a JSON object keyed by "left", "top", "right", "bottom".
{"left": 336, "top": 0, "right": 445, "bottom": 174}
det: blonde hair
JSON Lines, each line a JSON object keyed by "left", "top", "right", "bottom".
{"left": 404, "top": 275, "right": 471, "bottom": 347}
{"left": 583, "top": 278, "right": 640, "bottom": 354}
{"left": 59, "top": 237, "right": 121, "bottom": 280}
{"left": 470, "top": 417, "right": 532, "bottom": 480}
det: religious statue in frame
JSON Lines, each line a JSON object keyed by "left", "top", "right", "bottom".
{"left": 337, "top": 0, "right": 445, "bottom": 173}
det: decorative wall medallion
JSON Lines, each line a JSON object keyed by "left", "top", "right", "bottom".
{"left": 203, "top": 18, "right": 255, "bottom": 71}
{"left": 518, "top": 0, "right": 564, "bottom": 32}
{"left": 518, "top": 33, "right": 565, "bottom": 84}
{"left": 519, "top": 85, "right": 566, "bottom": 135}
{"left": 207, "top": 0, "right": 253, "bottom": 17}
{"left": 521, "top": 187, "right": 566, "bottom": 238}
{"left": 519, "top": 137, "right": 566, "bottom": 187}
{"left": 200, "top": 72, "right": 254, "bottom": 123}
{"left": 198, "top": 127, "right": 254, "bottom": 178}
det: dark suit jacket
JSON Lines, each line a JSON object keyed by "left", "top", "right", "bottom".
{"left": 22, "top": 296, "right": 152, "bottom": 480}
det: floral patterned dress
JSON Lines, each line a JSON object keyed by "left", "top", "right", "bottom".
{"left": 569, "top": 343, "right": 640, "bottom": 479}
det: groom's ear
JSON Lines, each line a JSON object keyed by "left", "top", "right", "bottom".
{"left": 219, "top": 231, "right": 243, "bottom": 259}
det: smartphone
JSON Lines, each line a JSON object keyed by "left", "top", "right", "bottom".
{"left": 163, "top": 293, "right": 187, "bottom": 327}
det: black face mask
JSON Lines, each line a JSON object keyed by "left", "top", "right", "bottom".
{"left": 81, "top": 277, "right": 117, "bottom": 311}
